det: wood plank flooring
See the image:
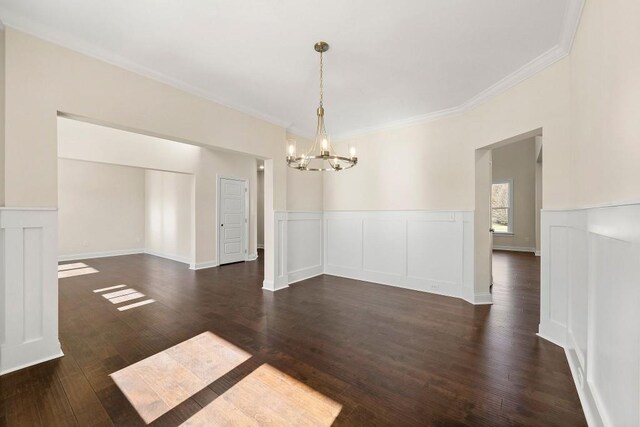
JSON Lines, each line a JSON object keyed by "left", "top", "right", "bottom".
{"left": 0, "top": 250, "right": 586, "bottom": 426}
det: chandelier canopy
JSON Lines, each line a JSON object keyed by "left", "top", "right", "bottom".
{"left": 286, "top": 41, "right": 357, "bottom": 172}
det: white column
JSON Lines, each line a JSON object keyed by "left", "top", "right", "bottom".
{"left": 0, "top": 208, "right": 62, "bottom": 375}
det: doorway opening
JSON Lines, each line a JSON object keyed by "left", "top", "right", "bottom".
{"left": 474, "top": 129, "right": 543, "bottom": 304}
{"left": 57, "top": 114, "right": 268, "bottom": 277}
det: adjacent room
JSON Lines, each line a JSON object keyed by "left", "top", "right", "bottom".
{"left": 0, "top": 1, "right": 638, "bottom": 426}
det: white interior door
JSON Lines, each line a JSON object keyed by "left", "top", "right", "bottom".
{"left": 219, "top": 177, "right": 246, "bottom": 265}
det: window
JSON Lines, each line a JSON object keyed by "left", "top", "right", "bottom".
{"left": 491, "top": 180, "right": 513, "bottom": 234}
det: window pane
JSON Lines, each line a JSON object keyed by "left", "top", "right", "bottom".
{"left": 491, "top": 183, "right": 510, "bottom": 208}
{"left": 492, "top": 208, "right": 509, "bottom": 232}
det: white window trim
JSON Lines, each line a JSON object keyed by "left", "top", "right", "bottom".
{"left": 491, "top": 178, "right": 514, "bottom": 235}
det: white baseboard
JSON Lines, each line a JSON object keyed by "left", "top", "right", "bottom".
{"left": 565, "top": 348, "right": 604, "bottom": 427}
{"left": 189, "top": 260, "right": 218, "bottom": 270}
{"left": 492, "top": 245, "right": 536, "bottom": 253}
{"left": 257, "top": 244, "right": 264, "bottom": 249}
{"left": 461, "top": 287, "right": 494, "bottom": 305}
{"left": 288, "top": 265, "right": 323, "bottom": 285}
{"left": 144, "top": 250, "right": 191, "bottom": 265}
{"left": 536, "top": 322, "right": 567, "bottom": 348}
{"left": 262, "top": 279, "right": 288, "bottom": 292}
{"left": 247, "top": 253, "right": 258, "bottom": 261}
{"left": 535, "top": 250, "right": 541, "bottom": 256}
{"left": 0, "top": 349, "right": 64, "bottom": 376}
{"left": 58, "top": 248, "right": 144, "bottom": 261}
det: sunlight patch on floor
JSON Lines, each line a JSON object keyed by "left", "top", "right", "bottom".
{"left": 102, "top": 288, "right": 138, "bottom": 299}
{"left": 180, "top": 364, "right": 342, "bottom": 426}
{"left": 108, "top": 291, "right": 145, "bottom": 304}
{"left": 110, "top": 332, "right": 251, "bottom": 423}
{"left": 117, "top": 299, "right": 155, "bottom": 311}
{"left": 58, "top": 266, "right": 99, "bottom": 279}
{"left": 58, "top": 262, "right": 88, "bottom": 271}
{"left": 93, "top": 284, "right": 127, "bottom": 293}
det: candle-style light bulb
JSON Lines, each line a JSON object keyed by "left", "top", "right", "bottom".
{"left": 350, "top": 146, "right": 357, "bottom": 158}
{"left": 321, "top": 138, "right": 328, "bottom": 151}
{"left": 288, "top": 144, "right": 295, "bottom": 156}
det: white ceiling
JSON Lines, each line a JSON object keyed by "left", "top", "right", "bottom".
{"left": 0, "top": 0, "right": 581, "bottom": 138}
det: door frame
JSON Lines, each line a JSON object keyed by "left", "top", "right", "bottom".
{"left": 217, "top": 175, "right": 250, "bottom": 264}
{"left": 474, "top": 128, "right": 542, "bottom": 304}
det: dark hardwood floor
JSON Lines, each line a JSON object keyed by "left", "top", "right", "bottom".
{"left": 0, "top": 250, "right": 586, "bottom": 426}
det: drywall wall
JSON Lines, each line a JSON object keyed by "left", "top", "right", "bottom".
{"left": 58, "top": 158, "right": 145, "bottom": 256}
{"left": 492, "top": 138, "right": 536, "bottom": 251}
{"left": 324, "top": 57, "right": 570, "bottom": 211}
{"left": 257, "top": 169, "right": 264, "bottom": 248}
{"left": 324, "top": 0, "right": 639, "bottom": 212}
{"left": 145, "top": 170, "right": 194, "bottom": 263}
{"left": 58, "top": 116, "right": 200, "bottom": 174}
{"left": 4, "top": 28, "right": 287, "bottom": 209}
{"left": 197, "top": 147, "right": 259, "bottom": 262}
{"left": 0, "top": 28, "right": 5, "bottom": 206}
{"left": 3, "top": 27, "right": 287, "bottom": 283}
{"left": 286, "top": 134, "right": 323, "bottom": 212}
{"left": 535, "top": 136, "right": 543, "bottom": 255}
{"left": 59, "top": 117, "right": 260, "bottom": 265}
{"left": 569, "top": 0, "right": 640, "bottom": 209}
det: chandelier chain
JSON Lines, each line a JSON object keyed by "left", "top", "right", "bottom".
{"left": 319, "top": 51, "right": 324, "bottom": 107}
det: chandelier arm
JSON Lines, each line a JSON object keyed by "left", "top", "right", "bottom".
{"left": 287, "top": 41, "right": 357, "bottom": 172}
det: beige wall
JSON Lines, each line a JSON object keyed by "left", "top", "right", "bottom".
{"left": 4, "top": 28, "right": 287, "bottom": 209}
{"left": 257, "top": 169, "right": 264, "bottom": 247}
{"left": 569, "top": 0, "right": 640, "bottom": 208}
{"left": 58, "top": 117, "right": 200, "bottom": 174}
{"left": 492, "top": 139, "right": 536, "bottom": 250}
{"left": 0, "top": 28, "right": 5, "bottom": 206}
{"left": 535, "top": 136, "right": 543, "bottom": 255}
{"left": 59, "top": 118, "right": 260, "bottom": 264}
{"left": 3, "top": 28, "right": 289, "bottom": 280}
{"left": 145, "top": 170, "right": 194, "bottom": 263}
{"left": 286, "top": 134, "right": 323, "bottom": 212}
{"left": 197, "top": 148, "right": 259, "bottom": 263}
{"left": 324, "top": 58, "right": 570, "bottom": 211}
{"left": 325, "top": 0, "right": 640, "bottom": 212}
{"left": 58, "top": 159, "right": 145, "bottom": 256}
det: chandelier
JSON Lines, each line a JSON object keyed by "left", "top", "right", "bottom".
{"left": 286, "top": 41, "right": 357, "bottom": 171}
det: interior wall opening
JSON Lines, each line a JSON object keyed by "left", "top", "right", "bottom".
{"left": 474, "top": 128, "right": 543, "bottom": 304}
{"left": 56, "top": 115, "right": 268, "bottom": 278}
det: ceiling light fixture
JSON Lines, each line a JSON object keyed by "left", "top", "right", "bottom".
{"left": 286, "top": 41, "right": 357, "bottom": 172}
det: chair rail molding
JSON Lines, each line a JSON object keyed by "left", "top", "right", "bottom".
{"left": 0, "top": 208, "right": 63, "bottom": 375}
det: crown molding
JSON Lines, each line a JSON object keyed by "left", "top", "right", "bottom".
{"left": 559, "top": 0, "right": 586, "bottom": 51}
{"left": 0, "top": 9, "right": 292, "bottom": 130}
{"left": 0, "top": 1, "right": 584, "bottom": 141}
{"left": 333, "top": 0, "right": 585, "bottom": 141}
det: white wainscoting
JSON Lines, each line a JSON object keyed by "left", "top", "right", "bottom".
{"left": 264, "top": 211, "right": 324, "bottom": 291}
{"left": 287, "top": 212, "right": 323, "bottom": 284}
{"left": 0, "top": 208, "right": 63, "bottom": 375}
{"left": 539, "top": 205, "right": 640, "bottom": 427}
{"left": 323, "top": 211, "right": 478, "bottom": 302}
